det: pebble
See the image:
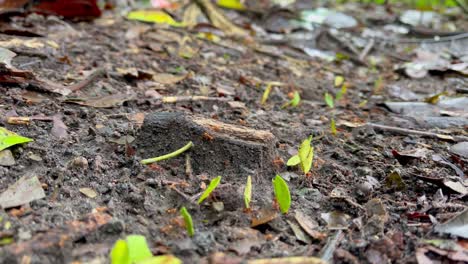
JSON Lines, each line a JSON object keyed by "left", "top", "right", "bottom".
{"left": 70, "top": 156, "right": 89, "bottom": 169}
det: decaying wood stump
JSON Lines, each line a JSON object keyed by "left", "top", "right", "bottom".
{"left": 136, "top": 112, "right": 278, "bottom": 179}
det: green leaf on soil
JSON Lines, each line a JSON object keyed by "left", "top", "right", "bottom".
{"left": 244, "top": 175, "right": 252, "bottom": 209}
{"left": 0, "top": 127, "right": 33, "bottom": 152}
{"left": 180, "top": 206, "right": 195, "bottom": 237}
{"left": 286, "top": 155, "right": 300, "bottom": 166}
{"left": 330, "top": 118, "right": 337, "bottom": 136}
{"left": 324, "top": 93, "right": 334, "bottom": 108}
{"left": 110, "top": 239, "right": 130, "bottom": 264}
{"left": 385, "top": 171, "right": 406, "bottom": 190}
{"left": 198, "top": 176, "right": 221, "bottom": 204}
{"left": 272, "top": 174, "right": 291, "bottom": 214}
{"left": 0, "top": 236, "right": 13, "bottom": 246}
{"left": 126, "top": 10, "right": 184, "bottom": 27}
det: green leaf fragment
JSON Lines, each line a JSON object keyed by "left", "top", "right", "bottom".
{"left": 330, "top": 118, "right": 337, "bottom": 136}
{"left": 286, "top": 155, "right": 300, "bottom": 166}
{"left": 335, "top": 84, "right": 347, "bottom": 101}
{"left": 261, "top": 83, "right": 273, "bottom": 105}
{"left": 180, "top": 207, "right": 195, "bottom": 237}
{"left": 324, "top": 93, "right": 334, "bottom": 108}
{"left": 0, "top": 127, "right": 33, "bottom": 152}
{"left": 126, "top": 10, "right": 185, "bottom": 27}
{"left": 217, "top": 0, "right": 246, "bottom": 10}
{"left": 334, "top": 76, "right": 344, "bottom": 87}
{"left": 244, "top": 175, "right": 252, "bottom": 209}
{"left": 198, "top": 176, "right": 221, "bottom": 204}
{"left": 290, "top": 91, "right": 301, "bottom": 107}
{"left": 126, "top": 235, "right": 153, "bottom": 263}
{"left": 272, "top": 175, "right": 291, "bottom": 214}
{"left": 298, "top": 136, "right": 313, "bottom": 174}
{"left": 111, "top": 239, "right": 130, "bottom": 264}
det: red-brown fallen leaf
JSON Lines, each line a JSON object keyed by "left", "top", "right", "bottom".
{"left": 0, "top": 0, "right": 101, "bottom": 19}
{"left": 32, "top": 0, "right": 101, "bottom": 19}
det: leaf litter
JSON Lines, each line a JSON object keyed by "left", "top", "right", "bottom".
{"left": 0, "top": 0, "right": 467, "bottom": 263}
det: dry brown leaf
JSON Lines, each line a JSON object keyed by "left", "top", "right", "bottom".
{"left": 67, "top": 93, "right": 134, "bottom": 108}
{"left": 197, "top": 0, "right": 248, "bottom": 36}
{"left": 153, "top": 73, "right": 188, "bottom": 84}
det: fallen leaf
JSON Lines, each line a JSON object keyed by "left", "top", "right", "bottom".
{"left": 0, "top": 175, "right": 45, "bottom": 209}
{"left": 321, "top": 211, "right": 350, "bottom": 230}
{"left": 434, "top": 209, "right": 468, "bottom": 239}
{"left": 287, "top": 219, "right": 311, "bottom": 244}
{"left": 198, "top": 0, "right": 248, "bottom": 36}
{"left": 153, "top": 73, "right": 188, "bottom": 85}
{"left": 66, "top": 93, "right": 134, "bottom": 108}
{"left": 251, "top": 209, "right": 278, "bottom": 227}
{"left": 294, "top": 211, "right": 326, "bottom": 240}
{"left": 450, "top": 142, "right": 468, "bottom": 159}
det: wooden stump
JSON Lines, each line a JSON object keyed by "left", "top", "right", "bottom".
{"left": 136, "top": 112, "right": 278, "bottom": 179}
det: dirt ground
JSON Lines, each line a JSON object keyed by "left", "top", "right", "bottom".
{"left": 0, "top": 1, "right": 467, "bottom": 263}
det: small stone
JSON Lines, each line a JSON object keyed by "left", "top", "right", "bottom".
{"left": 70, "top": 156, "right": 89, "bottom": 169}
{"left": 212, "top": 201, "right": 224, "bottom": 212}
{"left": 27, "top": 152, "right": 42, "bottom": 162}
{"left": 0, "top": 149, "right": 15, "bottom": 166}
{"left": 79, "top": 187, "right": 98, "bottom": 198}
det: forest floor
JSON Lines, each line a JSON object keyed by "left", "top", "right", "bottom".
{"left": 0, "top": 1, "right": 467, "bottom": 263}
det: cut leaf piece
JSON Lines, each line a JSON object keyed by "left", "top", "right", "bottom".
{"left": 198, "top": 176, "right": 221, "bottom": 204}
{"left": 244, "top": 175, "right": 252, "bottom": 209}
{"left": 180, "top": 207, "right": 195, "bottom": 237}
{"left": 217, "top": 0, "right": 246, "bottom": 10}
{"left": 110, "top": 239, "right": 130, "bottom": 264}
{"left": 0, "top": 127, "right": 33, "bottom": 152}
{"left": 127, "top": 10, "right": 184, "bottom": 27}
{"left": 324, "top": 92, "right": 334, "bottom": 108}
{"left": 286, "top": 155, "right": 300, "bottom": 166}
{"left": 126, "top": 235, "right": 153, "bottom": 263}
{"left": 272, "top": 175, "right": 291, "bottom": 214}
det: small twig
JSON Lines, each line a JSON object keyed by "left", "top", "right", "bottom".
{"left": 69, "top": 68, "right": 106, "bottom": 92}
{"left": 367, "top": 123, "right": 468, "bottom": 142}
{"left": 185, "top": 154, "right": 193, "bottom": 179}
{"left": 141, "top": 141, "right": 194, "bottom": 165}
{"left": 159, "top": 96, "right": 231, "bottom": 103}
{"left": 359, "top": 39, "right": 374, "bottom": 61}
